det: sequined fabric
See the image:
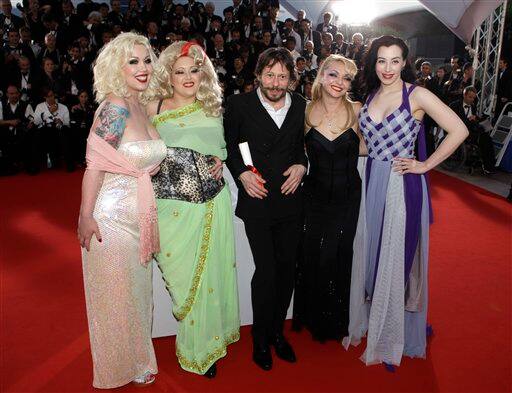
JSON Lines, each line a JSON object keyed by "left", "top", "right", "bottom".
{"left": 82, "top": 139, "right": 166, "bottom": 389}
{"left": 152, "top": 146, "right": 225, "bottom": 203}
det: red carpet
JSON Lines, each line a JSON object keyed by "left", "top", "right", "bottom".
{"left": 1, "top": 170, "right": 510, "bottom": 392}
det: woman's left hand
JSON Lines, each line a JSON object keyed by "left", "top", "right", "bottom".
{"left": 392, "top": 157, "right": 429, "bottom": 175}
{"left": 210, "top": 156, "right": 223, "bottom": 180}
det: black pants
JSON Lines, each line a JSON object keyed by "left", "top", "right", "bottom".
{"left": 25, "top": 128, "right": 43, "bottom": 174}
{"left": 469, "top": 123, "right": 496, "bottom": 171}
{"left": 41, "top": 126, "right": 76, "bottom": 171}
{"left": 244, "top": 215, "right": 302, "bottom": 346}
{"left": 0, "top": 129, "right": 23, "bottom": 175}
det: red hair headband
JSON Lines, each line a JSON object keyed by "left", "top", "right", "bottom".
{"left": 180, "top": 41, "right": 207, "bottom": 58}
{"left": 180, "top": 41, "right": 196, "bottom": 57}
{"left": 179, "top": 41, "right": 207, "bottom": 66}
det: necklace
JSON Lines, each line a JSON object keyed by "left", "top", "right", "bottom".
{"left": 322, "top": 102, "right": 343, "bottom": 134}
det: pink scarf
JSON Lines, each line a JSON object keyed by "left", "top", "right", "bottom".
{"left": 86, "top": 132, "right": 160, "bottom": 266}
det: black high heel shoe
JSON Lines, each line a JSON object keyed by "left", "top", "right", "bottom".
{"left": 204, "top": 363, "right": 217, "bottom": 379}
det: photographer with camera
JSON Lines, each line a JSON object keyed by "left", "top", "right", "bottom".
{"left": 249, "top": 14, "right": 264, "bottom": 45}
{"left": 207, "top": 32, "right": 230, "bottom": 75}
{"left": 1, "top": 0, "right": 24, "bottom": 40}
{"left": 345, "top": 32, "right": 365, "bottom": 69}
{"left": 315, "top": 11, "right": 337, "bottom": 35}
{"left": 32, "top": 87, "right": 72, "bottom": 171}
{"left": 415, "top": 61, "right": 433, "bottom": 88}
{"left": 301, "top": 40, "right": 318, "bottom": 71}
{"left": 14, "top": 56, "right": 41, "bottom": 106}
{"left": 0, "top": 85, "right": 32, "bottom": 175}
{"left": 61, "top": 44, "right": 92, "bottom": 106}
{"left": 275, "top": 17, "right": 300, "bottom": 47}
{"left": 3, "top": 29, "right": 36, "bottom": 74}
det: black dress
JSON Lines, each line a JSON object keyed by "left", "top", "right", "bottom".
{"left": 293, "top": 128, "right": 362, "bottom": 341}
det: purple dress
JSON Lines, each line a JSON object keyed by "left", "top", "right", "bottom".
{"left": 344, "top": 82, "right": 433, "bottom": 366}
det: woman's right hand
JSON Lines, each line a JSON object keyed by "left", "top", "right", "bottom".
{"left": 78, "top": 215, "right": 102, "bottom": 251}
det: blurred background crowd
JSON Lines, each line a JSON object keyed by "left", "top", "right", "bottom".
{"left": 0, "top": 0, "right": 510, "bottom": 175}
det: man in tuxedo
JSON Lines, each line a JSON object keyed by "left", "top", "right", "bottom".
{"left": 263, "top": 5, "right": 284, "bottom": 46}
{"left": 316, "top": 11, "right": 337, "bottom": 35}
{"left": 198, "top": 1, "right": 219, "bottom": 33}
{"left": 346, "top": 32, "right": 366, "bottom": 69}
{"left": 0, "top": 85, "right": 30, "bottom": 174}
{"left": 494, "top": 57, "right": 512, "bottom": 123}
{"left": 14, "top": 55, "right": 41, "bottom": 106}
{"left": 332, "top": 33, "right": 348, "bottom": 56}
{"left": 450, "top": 86, "right": 496, "bottom": 173}
{"left": 224, "top": 47, "right": 307, "bottom": 371}
{"left": 1, "top": 0, "right": 24, "bottom": 39}
{"left": 106, "top": 0, "right": 124, "bottom": 29}
{"left": 299, "top": 18, "right": 321, "bottom": 55}
{"left": 60, "top": 1, "right": 82, "bottom": 47}
{"left": 3, "top": 30, "right": 36, "bottom": 74}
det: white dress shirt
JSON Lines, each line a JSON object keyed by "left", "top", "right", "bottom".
{"left": 257, "top": 87, "right": 291, "bottom": 129}
{"left": 33, "top": 102, "right": 70, "bottom": 128}
{"left": 463, "top": 103, "right": 473, "bottom": 118}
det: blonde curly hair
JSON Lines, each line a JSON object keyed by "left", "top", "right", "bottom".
{"left": 93, "top": 32, "right": 161, "bottom": 104}
{"left": 306, "top": 54, "right": 358, "bottom": 132}
{"left": 148, "top": 41, "right": 223, "bottom": 117}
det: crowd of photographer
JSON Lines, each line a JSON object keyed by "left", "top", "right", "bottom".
{"left": 0, "top": 0, "right": 372, "bottom": 175}
{"left": 413, "top": 54, "right": 511, "bottom": 173}
{"left": 1, "top": 0, "right": 510, "bottom": 176}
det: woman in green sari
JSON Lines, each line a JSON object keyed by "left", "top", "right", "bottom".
{"left": 146, "top": 41, "right": 240, "bottom": 378}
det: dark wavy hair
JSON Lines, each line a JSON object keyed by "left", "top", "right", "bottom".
{"left": 254, "top": 47, "right": 297, "bottom": 83}
{"left": 360, "top": 35, "right": 415, "bottom": 97}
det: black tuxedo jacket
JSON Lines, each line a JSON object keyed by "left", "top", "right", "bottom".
{"left": 316, "top": 22, "right": 337, "bottom": 35}
{"left": 224, "top": 90, "right": 307, "bottom": 221}
{"left": 13, "top": 70, "right": 42, "bottom": 105}
{"left": 450, "top": 99, "right": 478, "bottom": 128}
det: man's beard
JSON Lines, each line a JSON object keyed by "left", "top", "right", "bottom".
{"left": 260, "top": 85, "right": 287, "bottom": 102}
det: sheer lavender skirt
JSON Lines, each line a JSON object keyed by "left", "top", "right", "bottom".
{"left": 344, "top": 157, "right": 429, "bottom": 366}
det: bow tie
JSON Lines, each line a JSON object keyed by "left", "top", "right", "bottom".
{"left": 464, "top": 104, "right": 470, "bottom": 108}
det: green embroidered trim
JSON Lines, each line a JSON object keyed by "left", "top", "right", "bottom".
{"left": 176, "top": 330, "right": 240, "bottom": 374}
{"left": 172, "top": 199, "right": 214, "bottom": 321}
{"left": 152, "top": 101, "right": 202, "bottom": 126}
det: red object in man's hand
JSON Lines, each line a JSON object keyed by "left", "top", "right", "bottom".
{"left": 247, "top": 165, "right": 263, "bottom": 185}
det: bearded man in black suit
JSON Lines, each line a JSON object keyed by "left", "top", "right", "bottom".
{"left": 225, "top": 47, "right": 307, "bottom": 371}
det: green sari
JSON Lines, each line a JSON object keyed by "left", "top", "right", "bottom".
{"left": 152, "top": 102, "right": 240, "bottom": 374}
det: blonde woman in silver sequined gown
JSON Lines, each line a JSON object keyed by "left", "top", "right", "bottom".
{"left": 78, "top": 33, "right": 166, "bottom": 389}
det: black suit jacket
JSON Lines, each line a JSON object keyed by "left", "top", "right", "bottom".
{"left": 450, "top": 99, "right": 478, "bottom": 128}
{"left": 497, "top": 68, "right": 512, "bottom": 100}
{"left": 300, "top": 30, "right": 322, "bottom": 55}
{"left": 13, "top": 70, "right": 42, "bottom": 106}
{"left": 224, "top": 90, "right": 307, "bottom": 221}
{"left": 316, "top": 22, "right": 337, "bottom": 35}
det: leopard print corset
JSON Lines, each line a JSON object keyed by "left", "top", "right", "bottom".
{"left": 152, "top": 146, "right": 224, "bottom": 203}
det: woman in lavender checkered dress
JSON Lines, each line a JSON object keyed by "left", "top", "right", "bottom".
{"left": 343, "top": 36, "right": 468, "bottom": 368}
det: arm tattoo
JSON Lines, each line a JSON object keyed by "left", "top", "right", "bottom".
{"left": 94, "top": 102, "right": 130, "bottom": 149}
